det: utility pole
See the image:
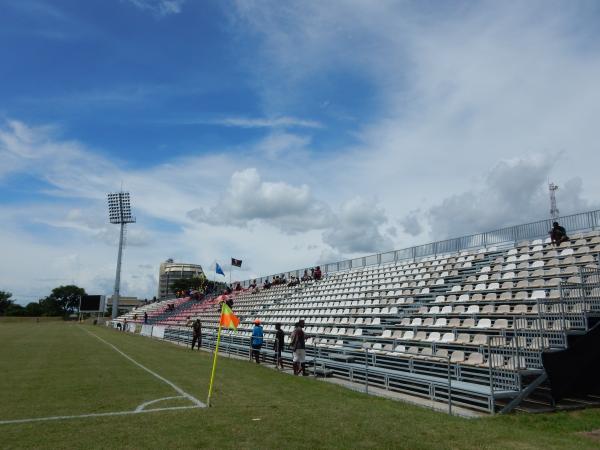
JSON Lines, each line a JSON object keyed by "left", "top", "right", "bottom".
{"left": 549, "top": 182, "right": 559, "bottom": 221}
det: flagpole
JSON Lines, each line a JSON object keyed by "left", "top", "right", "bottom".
{"left": 229, "top": 258, "right": 232, "bottom": 287}
{"left": 207, "top": 302, "right": 224, "bottom": 407}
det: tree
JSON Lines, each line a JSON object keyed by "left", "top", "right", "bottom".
{"left": 38, "top": 296, "right": 63, "bottom": 316}
{"left": 39, "top": 285, "right": 86, "bottom": 316}
{"left": 0, "top": 291, "right": 13, "bottom": 315}
{"left": 24, "top": 302, "right": 43, "bottom": 316}
{"left": 5, "top": 303, "right": 24, "bottom": 316}
{"left": 50, "top": 285, "right": 86, "bottom": 314}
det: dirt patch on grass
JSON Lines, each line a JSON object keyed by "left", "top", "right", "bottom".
{"left": 579, "top": 429, "right": 600, "bottom": 441}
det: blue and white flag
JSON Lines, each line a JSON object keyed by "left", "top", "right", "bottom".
{"left": 215, "top": 262, "right": 225, "bottom": 276}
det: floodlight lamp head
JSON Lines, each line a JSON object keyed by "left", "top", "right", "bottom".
{"left": 107, "top": 191, "right": 136, "bottom": 224}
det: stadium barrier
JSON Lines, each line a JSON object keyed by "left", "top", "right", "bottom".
{"left": 241, "top": 209, "right": 600, "bottom": 287}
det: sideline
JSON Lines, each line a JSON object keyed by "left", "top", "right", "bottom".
{"left": 0, "top": 405, "right": 201, "bottom": 425}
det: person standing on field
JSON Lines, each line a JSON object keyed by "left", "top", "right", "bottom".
{"left": 251, "top": 320, "right": 264, "bottom": 364}
{"left": 191, "top": 319, "right": 202, "bottom": 350}
{"left": 290, "top": 320, "right": 307, "bottom": 376}
{"left": 274, "top": 323, "right": 285, "bottom": 370}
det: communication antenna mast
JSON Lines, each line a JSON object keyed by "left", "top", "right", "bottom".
{"left": 107, "top": 191, "right": 136, "bottom": 319}
{"left": 549, "top": 182, "right": 559, "bottom": 221}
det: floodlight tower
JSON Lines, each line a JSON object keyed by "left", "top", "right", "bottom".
{"left": 549, "top": 182, "right": 559, "bottom": 221}
{"left": 107, "top": 192, "right": 136, "bottom": 319}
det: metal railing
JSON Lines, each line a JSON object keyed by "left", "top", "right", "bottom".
{"left": 240, "top": 209, "right": 600, "bottom": 287}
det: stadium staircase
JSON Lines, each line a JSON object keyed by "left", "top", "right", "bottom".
{"left": 112, "top": 214, "right": 600, "bottom": 415}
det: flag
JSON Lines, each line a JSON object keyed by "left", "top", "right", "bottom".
{"left": 215, "top": 262, "right": 225, "bottom": 276}
{"left": 219, "top": 303, "right": 240, "bottom": 329}
{"left": 231, "top": 258, "right": 242, "bottom": 267}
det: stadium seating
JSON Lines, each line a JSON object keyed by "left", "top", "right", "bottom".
{"left": 114, "top": 228, "right": 600, "bottom": 414}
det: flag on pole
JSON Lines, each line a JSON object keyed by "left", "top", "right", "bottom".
{"left": 215, "top": 262, "right": 225, "bottom": 276}
{"left": 219, "top": 303, "right": 240, "bottom": 329}
{"left": 207, "top": 302, "right": 239, "bottom": 407}
{"left": 231, "top": 258, "right": 242, "bottom": 267}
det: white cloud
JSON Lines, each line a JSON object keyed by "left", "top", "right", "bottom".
{"left": 188, "top": 168, "right": 334, "bottom": 233}
{"left": 323, "top": 197, "right": 394, "bottom": 254}
{"left": 426, "top": 155, "right": 598, "bottom": 239}
{"left": 126, "top": 0, "right": 185, "bottom": 17}
{"left": 208, "top": 116, "right": 322, "bottom": 129}
{"left": 256, "top": 131, "right": 311, "bottom": 159}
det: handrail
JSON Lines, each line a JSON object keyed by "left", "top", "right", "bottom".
{"left": 240, "top": 209, "right": 600, "bottom": 287}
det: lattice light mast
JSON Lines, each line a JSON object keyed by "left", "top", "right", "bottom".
{"left": 549, "top": 182, "right": 559, "bottom": 221}
{"left": 107, "top": 192, "right": 136, "bottom": 319}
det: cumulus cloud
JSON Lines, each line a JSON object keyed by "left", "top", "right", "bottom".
{"left": 188, "top": 168, "right": 334, "bottom": 233}
{"left": 426, "top": 155, "right": 597, "bottom": 239}
{"left": 322, "top": 197, "right": 394, "bottom": 254}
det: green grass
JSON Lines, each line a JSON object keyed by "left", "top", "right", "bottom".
{"left": 1, "top": 322, "right": 599, "bottom": 449}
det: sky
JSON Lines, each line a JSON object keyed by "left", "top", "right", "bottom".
{"left": 2, "top": 0, "right": 600, "bottom": 304}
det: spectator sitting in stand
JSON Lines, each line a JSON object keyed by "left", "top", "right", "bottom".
{"left": 235, "top": 282, "right": 242, "bottom": 291}
{"left": 279, "top": 274, "right": 287, "bottom": 284}
{"left": 301, "top": 270, "right": 311, "bottom": 282}
{"left": 314, "top": 266, "right": 322, "bottom": 281}
{"left": 249, "top": 279, "right": 257, "bottom": 289}
{"left": 549, "top": 221, "right": 570, "bottom": 246}
{"left": 263, "top": 279, "right": 272, "bottom": 289}
{"left": 310, "top": 267, "right": 315, "bottom": 279}
{"left": 288, "top": 276, "right": 299, "bottom": 287}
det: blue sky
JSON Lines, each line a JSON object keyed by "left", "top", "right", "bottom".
{"left": 2, "top": 0, "right": 600, "bottom": 303}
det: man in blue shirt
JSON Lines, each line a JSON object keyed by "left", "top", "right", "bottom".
{"left": 251, "top": 319, "right": 264, "bottom": 364}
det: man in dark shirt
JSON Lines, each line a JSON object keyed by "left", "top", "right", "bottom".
{"left": 550, "top": 221, "right": 569, "bottom": 245}
{"left": 274, "top": 323, "right": 285, "bottom": 370}
{"left": 314, "top": 266, "right": 322, "bottom": 281}
{"left": 290, "top": 320, "right": 307, "bottom": 376}
{"left": 191, "top": 319, "right": 202, "bottom": 350}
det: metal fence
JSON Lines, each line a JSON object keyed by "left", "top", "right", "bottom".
{"left": 241, "top": 209, "right": 600, "bottom": 287}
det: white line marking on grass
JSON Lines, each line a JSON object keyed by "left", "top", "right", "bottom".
{"left": 135, "top": 396, "right": 184, "bottom": 412}
{"left": 0, "top": 406, "right": 202, "bottom": 425}
{"left": 80, "top": 327, "right": 205, "bottom": 408}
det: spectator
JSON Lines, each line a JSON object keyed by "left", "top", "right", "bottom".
{"left": 263, "top": 279, "right": 272, "bottom": 290}
{"left": 274, "top": 323, "right": 285, "bottom": 370}
{"left": 310, "top": 267, "right": 315, "bottom": 279}
{"left": 250, "top": 279, "right": 257, "bottom": 289}
{"left": 144, "top": 312, "right": 148, "bottom": 324}
{"left": 549, "top": 221, "right": 569, "bottom": 246}
{"left": 133, "top": 313, "right": 137, "bottom": 322}
{"left": 226, "top": 297, "right": 234, "bottom": 309}
{"left": 123, "top": 318, "right": 127, "bottom": 332}
{"left": 301, "top": 270, "right": 311, "bottom": 282}
{"left": 314, "top": 266, "right": 322, "bottom": 281}
{"left": 191, "top": 319, "right": 202, "bottom": 351}
{"left": 290, "top": 320, "right": 307, "bottom": 376}
{"left": 251, "top": 320, "right": 264, "bottom": 364}
{"left": 235, "top": 282, "right": 242, "bottom": 291}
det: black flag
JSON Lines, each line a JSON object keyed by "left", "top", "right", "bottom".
{"left": 231, "top": 258, "right": 242, "bottom": 267}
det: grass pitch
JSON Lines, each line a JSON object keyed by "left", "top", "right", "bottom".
{"left": 1, "top": 321, "right": 600, "bottom": 449}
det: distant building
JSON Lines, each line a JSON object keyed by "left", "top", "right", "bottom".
{"left": 106, "top": 296, "right": 144, "bottom": 315}
{"left": 158, "top": 259, "right": 204, "bottom": 300}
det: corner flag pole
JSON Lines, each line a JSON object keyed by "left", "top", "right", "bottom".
{"left": 207, "top": 302, "right": 224, "bottom": 407}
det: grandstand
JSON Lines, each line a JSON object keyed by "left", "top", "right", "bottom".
{"left": 113, "top": 210, "right": 600, "bottom": 415}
